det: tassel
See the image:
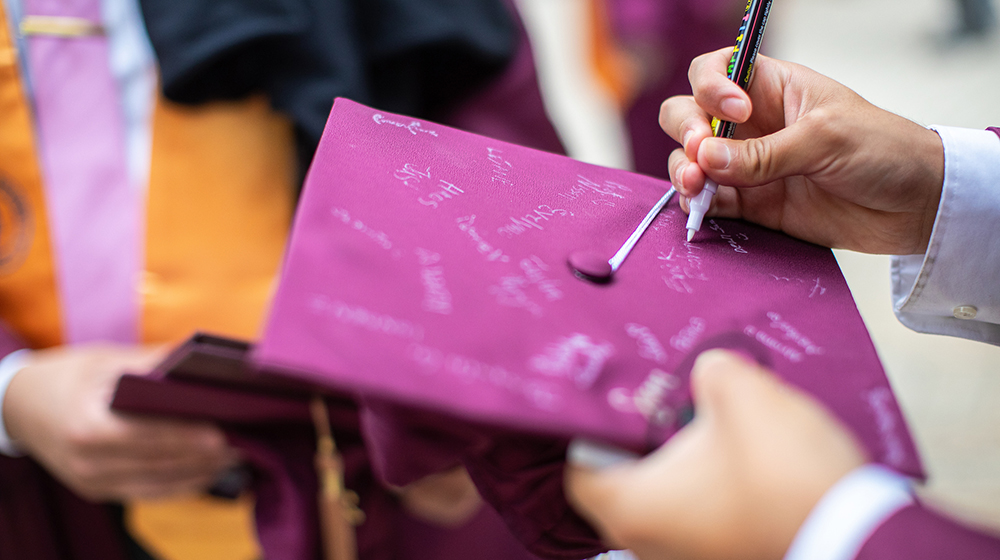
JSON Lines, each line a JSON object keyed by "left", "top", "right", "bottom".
{"left": 310, "top": 396, "right": 365, "bottom": 560}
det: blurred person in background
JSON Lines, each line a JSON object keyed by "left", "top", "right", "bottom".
{"left": 0, "top": 0, "right": 563, "bottom": 559}
{"left": 589, "top": 0, "right": 747, "bottom": 178}
{"left": 566, "top": 47, "right": 1000, "bottom": 560}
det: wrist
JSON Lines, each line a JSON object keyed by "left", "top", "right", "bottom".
{"left": 913, "top": 126, "right": 945, "bottom": 253}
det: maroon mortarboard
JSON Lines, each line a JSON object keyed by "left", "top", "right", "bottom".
{"left": 248, "top": 98, "right": 923, "bottom": 556}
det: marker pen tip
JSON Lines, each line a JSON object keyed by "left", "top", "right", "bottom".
{"left": 686, "top": 229, "right": 696, "bottom": 242}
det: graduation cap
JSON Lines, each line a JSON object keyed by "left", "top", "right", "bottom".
{"left": 257, "top": 97, "right": 920, "bottom": 468}
{"left": 116, "top": 98, "right": 923, "bottom": 560}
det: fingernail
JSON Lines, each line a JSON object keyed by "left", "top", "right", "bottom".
{"left": 720, "top": 97, "right": 749, "bottom": 121}
{"left": 567, "top": 438, "right": 639, "bottom": 469}
{"left": 674, "top": 162, "right": 687, "bottom": 190}
{"left": 681, "top": 129, "right": 694, "bottom": 150}
{"left": 694, "top": 349, "right": 732, "bottom": 371}
{"left": 695, "top": 348, "right": 756, "bottom": 370}
{"left": 703, "top": 140, "right": 731, "bottom": 170}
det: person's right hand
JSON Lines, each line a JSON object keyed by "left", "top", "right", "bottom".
{"left": 3, "top": 344, "right": 240, "bottom": 502}
{"left": 565, "top": 350, "right": 868, "bottom": 560}
{"left": 661, "top": 47, "right": 945, "bottom": 255}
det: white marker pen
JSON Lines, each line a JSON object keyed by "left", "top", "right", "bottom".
{"left": 685, "top": 179, "right": 718, "bottom": 242}
{"left": 684, "top": 0, "right": 773, "bottom": 242}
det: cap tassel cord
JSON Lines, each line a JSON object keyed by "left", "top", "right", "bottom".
{"left": 310, "top": 396, "right": 364, "bottom": 560}
{"left": 20, "top": 16, "right": 104, "bottom": 37}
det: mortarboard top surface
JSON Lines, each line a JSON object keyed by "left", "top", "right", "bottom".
{"left": 255, "top": 98, "right": 922, "bottom": 477}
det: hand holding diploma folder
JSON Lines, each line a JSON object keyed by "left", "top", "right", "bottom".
{"left": 114, "top": 99, "right": 923, "bottom": 560}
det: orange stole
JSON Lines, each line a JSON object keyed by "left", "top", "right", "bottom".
{"left": 127, "top": 95, "right": 296, "bottom": 560}
{"left": 0, "top": 1, "right": 63, "bottom": 349}
{"left": 140, "top": 95, "right": 296, "bottom": 343}
{"left": 587, "top": 0, "right": 642, "bottom": 110}
{"left": 2, "top": 1, "right": 297, "bottom": 556}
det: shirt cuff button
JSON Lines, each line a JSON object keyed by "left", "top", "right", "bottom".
{"left": 953, "top": 305, "right": 978, "bottom": 320}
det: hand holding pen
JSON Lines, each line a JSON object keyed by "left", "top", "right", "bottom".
{"left": 661, "top": 47, "right": 944, "bottom": 255}
{"left": 684, "top": 0, "right": 773, "bottom": 241}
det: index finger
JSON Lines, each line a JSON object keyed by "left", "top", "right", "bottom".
{"left": 94, "top": 414, "right": 233, "bottom": 458}
{"left": 689, "top": 47, "right": 752, "bottom": 124}
{"left": 563, "top": 461, "right": 632, "bottom": 549}
{"left": 659, "top": 95, "right": 713, "bottom": 163}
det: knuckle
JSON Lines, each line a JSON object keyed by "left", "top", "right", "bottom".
{"left": 689, "top": 49, "right": 721, "bottom": 77}
{"left": 806, "top": 108, "right": 851, "bottom": 151}
{"left": 65, "top": 455, "right": 101, "bottom": 485}
{"left": 679, "top": 113, "right": 700, "bottom": 138}
{"left": 659, "top": 96, "right": 692, "bottom": 132}
{"left": 688, "top": 55, "right": 704, "bottom": 80}
{"left": 667, "top": 149, "right": 686, "bottom": 173}
{"left": 688, "top": 58, "right": 711, "bottom": 91}
{"left": 64, "top": 423, "right": 98, "bottom": 451}
{"left": 659, "top": 98, "right": 672, "bottom": 125}
{"left": 67, "top": 410, "right": 118, "bottom": 447}
{"left": 743, "top": 137, "right": 774, "bottom": 182}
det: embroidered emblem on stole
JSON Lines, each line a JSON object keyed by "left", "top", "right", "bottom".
{"left": 0, "top": 176, "right": 32, "bottom": 274}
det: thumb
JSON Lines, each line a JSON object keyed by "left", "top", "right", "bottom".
{"left": 564, "top": 455, "right": 635, "bottom": 549}
{"left": 688, "top": 349, "right": 765, "bottom": 422}
{"left": 697, "top": 118, "right": 824, "bottom": 188}
{"left": 567, "top": 350, "right": 761, "bottom": 519}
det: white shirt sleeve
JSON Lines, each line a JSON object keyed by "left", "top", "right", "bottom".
{"left": 891, "top": 126, "right": 1000, "bottom": 345}
{"left": 783, "top": 465, "right": 914, "bottom": 560}
{"left": 590, "top": 551, "right": 637, "bottom": 560}
{"left": 0, "top": 349, "right": 30, "bottom": 457}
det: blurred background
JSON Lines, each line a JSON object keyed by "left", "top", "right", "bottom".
{"left": 518, "top": 0, "right": 1000, "bottom": 534}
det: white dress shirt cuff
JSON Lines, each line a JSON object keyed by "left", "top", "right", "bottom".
{"left": 784, "top": 465, "right": 914, "bottom": 560}
{"left": 891, "top": 126, "right": 1000, "bottom": 345}
{"left": 0, "top": 349, "right": 31, "bottom": 457}
{"left": 591, "top": 551, "right": 637, "bottom": 560}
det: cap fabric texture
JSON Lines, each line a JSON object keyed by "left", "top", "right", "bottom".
{"left": 251, "top": 98, "right": 924, "bottom": 557}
